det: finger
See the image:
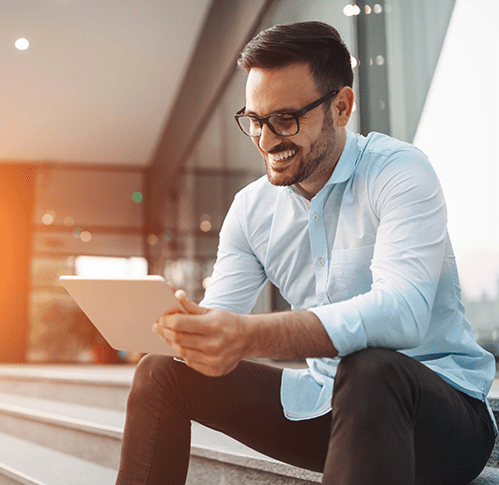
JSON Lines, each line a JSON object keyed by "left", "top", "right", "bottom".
{"left": 153, "top": 322, "right": 173, "bottom": 345}
{"left": 172, "top": 331, "right": 220, "bottom": 355}
{"left": 175, "top": 290, "right": 208, "bottom": 315}
{"left": 181, "top": 350, "right": 239, "bottom": 377}
{"left": 153, "top": 324, "right": 189, "bottom": 357}
{"left": 166, "top": 282, "right": 178, "bottom": 293}
{"left": 154, "top": 320, "right": 216, "bottom": 356}
{"left": 157, "top": 312, "right": 220, "bottom": 342}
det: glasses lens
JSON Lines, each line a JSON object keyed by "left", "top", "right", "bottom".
{"left": 268, "top": 114, "right": 298, "bottom": 136}
{"left": 237, "top": 114, "right": 299, "bottom": 137}
{"left": 238, "top": 116, "right": 261, "bottom": 137}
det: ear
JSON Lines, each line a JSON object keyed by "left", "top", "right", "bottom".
{"left": 331, "top": 86, "right": 354, "bottom": 127}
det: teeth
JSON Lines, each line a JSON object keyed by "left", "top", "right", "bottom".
{"left": 269, "top": 150, "right": 296, "bottom": 162}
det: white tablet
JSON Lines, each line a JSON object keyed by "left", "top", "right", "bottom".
{"left": 59, "top": 275, "right": 185, "bottom": 356}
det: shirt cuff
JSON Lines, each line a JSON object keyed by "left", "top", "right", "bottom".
{"left": 309, "top": 299, "right": 367, "bottom": 357}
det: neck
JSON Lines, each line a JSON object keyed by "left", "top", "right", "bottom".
{"left": 293, "top": 128, "right": 347, "bottom": 200}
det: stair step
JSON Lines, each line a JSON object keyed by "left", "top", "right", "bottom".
{"left": 473, "top": 467, "right": 499, "bottom": 485}
{"left": 0, "top": 366, "right": 498, "bottom": 484}
{"left": 0, "top": 433, "right": 116, "bottom": 485}
{"left": 0, "top": 391, "right": 323, "bottom": 484}
{"left": 0, "top": 365, "right": 133, "bottom": 411}
{"left": 0, "top": 392, "right": 123, "bottom": 470}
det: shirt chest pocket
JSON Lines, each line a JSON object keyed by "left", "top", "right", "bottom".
{"left": 328, "top": 245, "right": 374, "bottom": 301}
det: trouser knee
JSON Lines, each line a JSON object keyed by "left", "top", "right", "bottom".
{"left": 127, "top": 354, "right": 183, "bottom": 408}
{"left": 336, "top": 348, "right": 403, "bottom": 385}
{"left": 333, "top": 348, "right": 413, "bottom": 415}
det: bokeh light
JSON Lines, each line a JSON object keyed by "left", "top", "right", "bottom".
{"left": 200, "top": 220, "right": 212, "bottom": 232}
{"left": 132, "top": 191, "right": 143, "bottom": 203}
{"left": 41, "top": 211, "right": 55, "bottom": 225}
{"left": 15, "top": 38, "right": 29, "bottom": 51}
{"left": 200, "top": 213, "right": 212, "bottom": 232}
{"left": 80, "top": 231, "right": 92, "bottom": 242}
{"left": 202, "top": 277, "right": 211, "bottom": 289}
{"left": 343, "top": 4, "right": 355, "bottom": 16}
{"left": 147, "top": 234, "right": 159, "bottom": 246}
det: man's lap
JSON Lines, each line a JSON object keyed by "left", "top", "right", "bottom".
{"left": 129, "top": 349, "right": 495, "bottom": 482}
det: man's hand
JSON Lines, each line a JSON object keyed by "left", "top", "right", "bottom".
{"left": 153, "top": 289, "right": 249, "bottom": 377}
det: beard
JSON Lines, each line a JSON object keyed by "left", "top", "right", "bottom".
{"left": 264, "top": 112, "right": 337, "bottom": 188}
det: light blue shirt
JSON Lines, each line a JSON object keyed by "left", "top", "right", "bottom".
{"left": 200, "top": 130, "right": 497, "bottom": 431}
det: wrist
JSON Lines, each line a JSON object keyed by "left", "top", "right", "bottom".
{"left": 238, "top": 313, "right": 259, "bottom": 359}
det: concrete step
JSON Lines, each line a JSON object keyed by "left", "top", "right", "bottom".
{"left": 0, "top": 365, "right": 133, "bottom": 412}
{"left": 486, "top": 387, "right": 499, "bottom": 469}
{"left": 0, "top": 433, "right": 116, "bottom": 485}
{"left": 0, "top": 391, "right": 323, "bottom": 484}
{"left": 474, "top": 468, "right": 499, "bottom": 485}
{"left": 0, "top": 365, "right": 498, "bottom": 484}
{"left": 0, "top": 392, "right": 123, "bottom": 470}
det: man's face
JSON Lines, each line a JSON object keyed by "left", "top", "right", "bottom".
{"left": 245, "top": 63, "right": 340, "bottom": 194}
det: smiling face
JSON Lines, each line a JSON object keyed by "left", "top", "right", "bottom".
{"left": 245, "top": 63, "right": 348, "bottom": 199}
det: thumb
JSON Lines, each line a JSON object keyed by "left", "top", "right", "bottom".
{"left": 175, "top": 290, "right": 207, "bottom": 315}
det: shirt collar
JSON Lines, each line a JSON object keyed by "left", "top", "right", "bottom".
{"left": 283, "top": 129, "right": 359, "bottom": 197}
{"left": 323, "top": 129, "right": 357, "bottom": 187}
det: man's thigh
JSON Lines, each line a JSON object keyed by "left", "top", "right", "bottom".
{"left": 326, "top": 348, "right": 495, "bottom": 485}
{"left": 409, "top": 360, "right": 495, "bottom": 484}
{"left": 178, "top": 358, "right": 331, "bottom": 472}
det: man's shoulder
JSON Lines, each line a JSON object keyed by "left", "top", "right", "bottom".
{"left": 362, "top": 132, "right": 426, "bottom": 159}
{"left": 356, "top": 132, "right": 431, "bottom": 176}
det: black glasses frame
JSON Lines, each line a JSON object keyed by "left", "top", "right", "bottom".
{"left": 234, "top": 90, "right": 339, "bottom": 138}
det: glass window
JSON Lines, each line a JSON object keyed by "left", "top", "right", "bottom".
{"left": 29, "top": 255, "right": 147, "bottom": 363}
{"left": 75, "top": 256, "right": 147, "bottom": 278}
{"left": 412, "top": 0, "right": 499, "bottom": 350}
{"left": 265, "top": 0, "right": 360, "bottom": 134}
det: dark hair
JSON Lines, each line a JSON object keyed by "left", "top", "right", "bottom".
{"left": 237, "top": 21, "right": 353, "bottom": 96}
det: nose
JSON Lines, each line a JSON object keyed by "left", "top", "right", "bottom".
{"left": 258, "top": 123, "right": 283, "bottom": 152}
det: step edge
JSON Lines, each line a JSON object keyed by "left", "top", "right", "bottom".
{"left": 0, "top": 402, "right": 122, "bottom": 440}
{"left": 0, "top": 462, "right": 47, "bottom": 485}
{"left": 0, "top": 374, "right": 132, "bottom": 389}
{"left": 190, "top": 444, "right": 323, "bottom": 482}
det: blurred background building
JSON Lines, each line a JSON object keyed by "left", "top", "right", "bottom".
{"left": 1, "top": 0, "right": 498, "bottom": 363}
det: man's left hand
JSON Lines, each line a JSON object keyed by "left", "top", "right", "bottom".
{"left": 153, "top": 290, "right": 249, "bottom": 377}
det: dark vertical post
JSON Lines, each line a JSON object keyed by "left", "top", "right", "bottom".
{"left": 355, "top": 0, "right": 391, "bottom": 136}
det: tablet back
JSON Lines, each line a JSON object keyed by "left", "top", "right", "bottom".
{"left": 59, "top": 275, "right": 182, "bottom": 356}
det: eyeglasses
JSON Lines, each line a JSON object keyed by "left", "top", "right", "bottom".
{"left": 234, "top": 90, "right": 339, "bottom": 138}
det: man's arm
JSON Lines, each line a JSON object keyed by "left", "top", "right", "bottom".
{"left": 154, "top": 290, "right": 337, "bottom": 377}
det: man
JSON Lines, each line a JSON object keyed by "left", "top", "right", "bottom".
{"left": 116, "top": 22, "right": 496, "bottom": 485}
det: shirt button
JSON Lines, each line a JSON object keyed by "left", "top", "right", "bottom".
{"left": 312, "top": 214, "right": 319, "bottom": 221}
{"left": 317, "top": 259, "right": 325, "bottom": 266}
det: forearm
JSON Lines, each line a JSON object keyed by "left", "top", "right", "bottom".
{"left": 242, "top": 310, "right": 338, "bottom": 360}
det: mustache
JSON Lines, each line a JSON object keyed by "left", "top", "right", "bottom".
{"left": 266, "top": 143, "right": 298, "bottom": 155}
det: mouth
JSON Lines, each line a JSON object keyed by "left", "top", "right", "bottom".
{"left": 267, "top": 149, "right": 297, "bottom": 163}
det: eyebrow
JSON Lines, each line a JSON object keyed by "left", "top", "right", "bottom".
{"left": 244, "top": 107, "right": 298, "bottom": 117}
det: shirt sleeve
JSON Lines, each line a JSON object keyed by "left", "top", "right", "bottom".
{"left": 309, "top": 149, "right": 448, "bottom": 356}
{"left": 200, "top": 192, "right": 268, "bottom": 314}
